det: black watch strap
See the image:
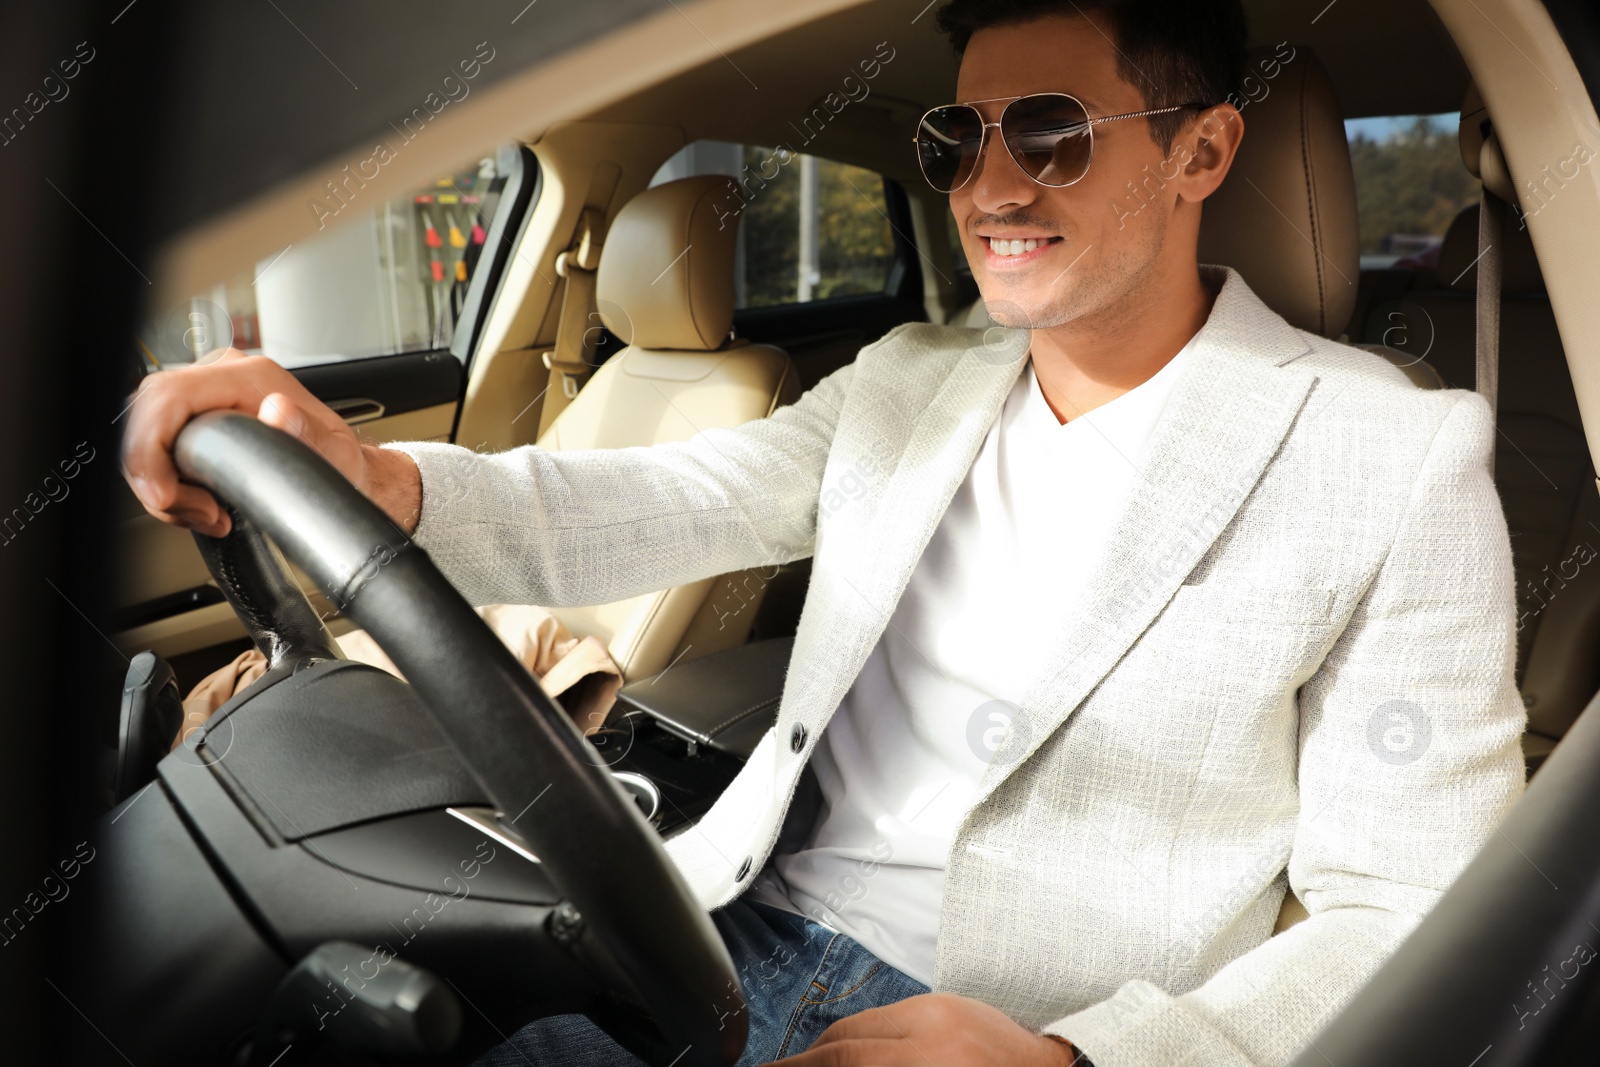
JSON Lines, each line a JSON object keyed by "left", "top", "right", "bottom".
{"left": 1043, "top": 1033, "right": 1095, "bottom": 1066}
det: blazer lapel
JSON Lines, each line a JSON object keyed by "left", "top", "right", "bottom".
{"left": 790, "top": 326, "right": 1031, "bottom": 733}
{"left": 965, "top": 265, "right": 1321, "bottom": 813}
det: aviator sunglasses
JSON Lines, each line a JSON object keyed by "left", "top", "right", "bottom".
{"left": 914, "top": 93, "right": 1213, "bottom": 193}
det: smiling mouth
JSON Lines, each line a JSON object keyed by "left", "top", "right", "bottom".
{"left": 982, "top": 235, "right": 1063, "bottom": 258}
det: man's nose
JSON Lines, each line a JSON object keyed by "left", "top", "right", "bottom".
{"left": 968, "top": 127, "right": 1041, "bottom": 215}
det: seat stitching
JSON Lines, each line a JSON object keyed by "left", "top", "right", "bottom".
{"left": 702, "top": 695, "right": 783, "bottom": 740}
{"left": 622, "top": 588, "right": 678, "bottom": 679}
{"left": 1300, "top": 64, "right": 1325, "bottom": 336}
{"left": 766, "top": 359, "right": 796, "bottom": 417}
{"left": 687, "top": 184, "right": 714, "bottom": 348}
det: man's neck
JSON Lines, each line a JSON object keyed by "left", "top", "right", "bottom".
{"left": 1028, "top": 267, "right": 1218, "bottom": 425}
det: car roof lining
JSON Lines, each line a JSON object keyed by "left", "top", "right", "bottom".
{"left": 151, "top": 0, "right": 1469, "bottom": 307}
{"left": 150, "top": 0, "right": 865, "bottom": 308}
{"left": 586, "top": 0, "right": 1473, "bottom": 180}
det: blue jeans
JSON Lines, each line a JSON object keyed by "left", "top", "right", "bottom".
{"left": 474, "top": 898, "right": 930, "bottom": 1066}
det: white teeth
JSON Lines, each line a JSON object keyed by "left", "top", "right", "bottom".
{"left": 991, "top": 237, "right": 1045, "bottom": 257}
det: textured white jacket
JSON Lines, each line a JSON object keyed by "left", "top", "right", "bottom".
{"left": 390, "top": 264, "right": 1527, "bottom": 1066}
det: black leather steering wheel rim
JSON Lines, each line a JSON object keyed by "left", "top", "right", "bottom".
{"left": 174, "top": 410, "right": 746, "bottom": 1067}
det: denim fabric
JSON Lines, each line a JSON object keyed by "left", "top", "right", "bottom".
{"left": 474, "top": 898, "right": 930, "bottom": 1066}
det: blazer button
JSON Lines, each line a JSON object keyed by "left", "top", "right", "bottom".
{"left": 736, "top": 856, "right": 752, "bottom": 881}
{"left": 790, "top": 723, "right": 807, "bottom": 753}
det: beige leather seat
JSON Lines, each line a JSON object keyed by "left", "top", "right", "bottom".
{"left": 1355, "top": 112, "right": 1600, "bottom": 773}
{"left": 1194, "top": 48, "right": 1357, "bottom": 339}
{"left": 537, "top": 176, "right": 801, "bottom": 681}
{"left": 1192, "top": 45, "right": 1441, "bottom": 390}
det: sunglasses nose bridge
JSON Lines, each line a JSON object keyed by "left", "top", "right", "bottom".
{"left": 970, "top": 117, "right": 1056, "bottom": 196}
{"left": 969, "top": 121, "right": 1006, "bottom": 184}
{"left": 951, "top": 108, "right": 1026, "bottom": 192}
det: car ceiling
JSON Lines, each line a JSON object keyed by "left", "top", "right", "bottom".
{"left": 143, "top": 0, "right": 1474, "bottom": 300}
{"left": 146, "top": 0, "right": 679, "bottom": 239}
{"left": 587, "top": 0, "right": 1472, "bottom": 179}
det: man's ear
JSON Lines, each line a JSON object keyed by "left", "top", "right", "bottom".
{"left": 1177, "top": 102, "right": 1245, "bottom": 204}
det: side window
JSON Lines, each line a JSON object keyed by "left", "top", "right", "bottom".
{"left": 1345, "top": 113, "right": 1479, "bottom": 271}
{"left": 651, "top": 140, "right": 896, "bottom": 309}
{"left": 140, "top": 145, "right": 520, "bottom": 370}
{"left": 945, "top": 214, "right": 980, "bottom": 315}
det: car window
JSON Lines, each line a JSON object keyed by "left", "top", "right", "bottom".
{"left": 945, "top": 214, "right": 980, "bottom": 315}
{"left": 139, "top": 145, "right": 520, "bottom": 371}
{"left": 651, "top": 140, "right": 896, "bottom": 308}
{"left": 1345, "top": 112, "right": 1480, "bottom": 271}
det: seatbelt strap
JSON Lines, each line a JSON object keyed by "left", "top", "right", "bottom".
{"left": 538, "top": 208, "right": 605, "bottom": 439}
{"left": 1474, "top": 138, "right": 1506, "bottom": 480}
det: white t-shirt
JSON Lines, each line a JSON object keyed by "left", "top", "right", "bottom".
{"left": 746, "top": 339, "right": 1196, "bottom": 985}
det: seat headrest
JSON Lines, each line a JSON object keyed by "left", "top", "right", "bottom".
{"left": 1435, "top": 202, "right": 1546, "bottom": 294}
{"left": 596, "top": 175, "right": 740, "bottom": 351}
{"left": 1197, "top": 46, "right": 1358, "bottom": 338}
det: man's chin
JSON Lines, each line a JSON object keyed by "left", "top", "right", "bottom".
{"left": 976, "top": 292, "right": 1065, "bottom": 330}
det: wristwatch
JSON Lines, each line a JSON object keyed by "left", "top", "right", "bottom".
{"left": 1043, "top": 1033, "right": 1096, "bottom": 1066}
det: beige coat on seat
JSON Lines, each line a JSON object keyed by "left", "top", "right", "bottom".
{"left": 176, "top": 604, "right": 622, "bottom": 745}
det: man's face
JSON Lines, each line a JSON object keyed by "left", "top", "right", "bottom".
{"left": 951, "top": 14, "right": 1196, "bottom": 329}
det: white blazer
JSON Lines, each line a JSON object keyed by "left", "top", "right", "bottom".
{"left": 393, "top": 264, "right": 1527, "bottom": 1066}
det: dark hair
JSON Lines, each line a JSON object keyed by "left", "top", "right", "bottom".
{"left": 935, "top": 0, "right": 1249, "bottom": 153}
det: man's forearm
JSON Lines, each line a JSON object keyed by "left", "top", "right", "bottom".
{"left": 363, "top": 442, "right": 422, "bottom": 534}
{"left": 366, "top": 357, "right": 851, "bottom": 608}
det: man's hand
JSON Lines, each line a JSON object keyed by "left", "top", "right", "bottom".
{"left": 121, "top": 348, "right": 421, "bottom": 536}
{"left": 775, "top": 992, "right": 1082, "bottom": 1066}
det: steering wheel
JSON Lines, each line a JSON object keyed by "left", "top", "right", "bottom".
{"left": 173, "top": 410, "right": 745, "bottom": 1067}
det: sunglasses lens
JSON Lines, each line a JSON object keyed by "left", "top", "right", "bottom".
{"left": 1002, "top": 94, "right": 1092, "bottom": 187}
{"left": 916, "top": 106, "right": 984, "bottom": 193}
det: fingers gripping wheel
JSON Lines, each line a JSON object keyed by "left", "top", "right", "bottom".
{"left": 173, "top": 411, "right": 746, "bottom": 1066}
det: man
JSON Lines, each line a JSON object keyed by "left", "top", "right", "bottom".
{"left": 121, "top": 1, "right": 1526, "bottom": 1064}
